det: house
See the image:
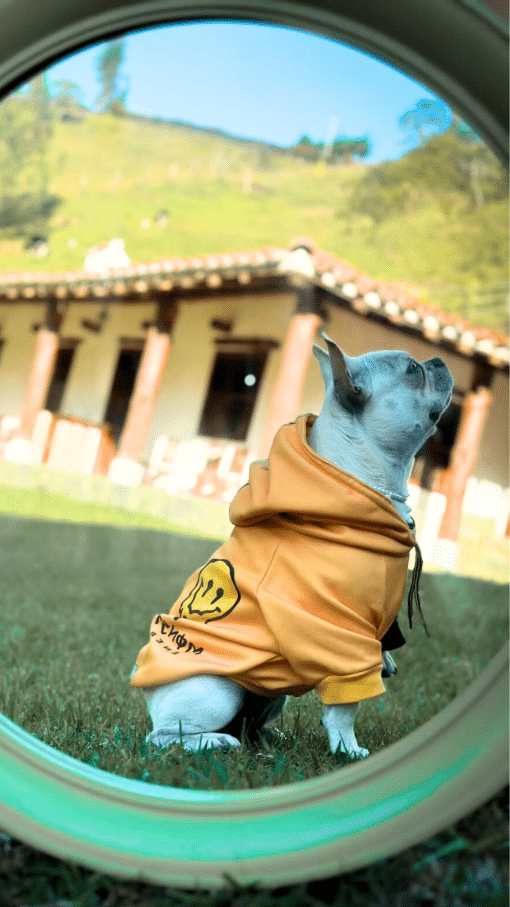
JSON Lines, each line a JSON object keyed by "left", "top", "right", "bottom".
{"left": 0, "top": 236, "right": 507, "bottom": 570}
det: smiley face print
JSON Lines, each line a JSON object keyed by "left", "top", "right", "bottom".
{"left": 177, "top": 558, "right": 241, "bottom": 623}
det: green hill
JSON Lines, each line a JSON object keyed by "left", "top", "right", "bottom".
{"left": 0, "top": 110, "right": 507, "bottom": 330}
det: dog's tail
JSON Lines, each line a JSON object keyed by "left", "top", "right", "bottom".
{"left": 408, "top": 542, "right": 429, "bottom": 636}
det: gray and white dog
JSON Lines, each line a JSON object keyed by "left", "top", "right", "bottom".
{"left": 137, "top": 332, "right": 453, "bottom": 759}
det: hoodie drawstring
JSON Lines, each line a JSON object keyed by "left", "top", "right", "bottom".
{"left": 407, "top": 541, "right": 429, "bottom": 636}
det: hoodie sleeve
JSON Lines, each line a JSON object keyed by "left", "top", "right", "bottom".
{"left": 255, "top": 539, "right": 387, "bottom": 704}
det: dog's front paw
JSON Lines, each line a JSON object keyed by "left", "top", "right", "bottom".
{"left": 335, "top": 741, "right": 369, "bottom": 760}
{"left": 328, "top": 732, "right": 369, "bottom": 759}
{"left": 322, "top": 704, "right": 369, "bottom": 760}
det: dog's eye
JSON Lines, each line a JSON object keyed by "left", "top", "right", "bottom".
{"left": 407, "top": 360, "right": 419, "bottom": 375}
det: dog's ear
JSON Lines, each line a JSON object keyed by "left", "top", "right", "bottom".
{"left": 316, "top": 330, "right": 370, "bottom": 408}
{"left": 312, "top": 342, "right": 334, "bottom": 392}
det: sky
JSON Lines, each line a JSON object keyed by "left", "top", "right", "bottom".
{"left": 46, "top": 21, "right": 453, "bottom": 165}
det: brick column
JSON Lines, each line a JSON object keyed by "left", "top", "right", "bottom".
{"left": 118, "top": 327, "right": 171, "bottom": 462}
{"left": 258, "top": 288, "right": 323, "bottom": 458}
{"left": 431, "top": 386, "right": 492, "bottom": 569}
{"left": 18, "top": 300, "right": 64, "bottom": 438}
{"left": 108, "top": 300, "right": 177, "bottom": 486}
{"left": 19, "top": 328, "right": 59, "bottom": 438}
{"left": 3, "top": 302, "right": 62, "bottom": 465}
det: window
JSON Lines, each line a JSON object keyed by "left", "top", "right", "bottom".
{"left": 198, "top": 348, "right": 269, "bottom": 441}
{"left": 103, "top": 344, "right": 143, "bottom": 444}
{"left": 44, "top": 344, "right": 78, "bottom": 413}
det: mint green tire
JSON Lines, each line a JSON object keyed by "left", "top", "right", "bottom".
{"left": 0, "top": 647, "right": 507, "bottom": 887}
{"left": 0, "top": 0, "right": 507, "bottom": 889}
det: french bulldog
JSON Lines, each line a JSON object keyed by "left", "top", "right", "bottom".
{"left": 132, "top": 332, "right": 453, "bottom": 759}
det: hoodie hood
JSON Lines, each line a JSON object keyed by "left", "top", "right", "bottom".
{"left": 230, "top": 414, "right": 416, "bottom": 553}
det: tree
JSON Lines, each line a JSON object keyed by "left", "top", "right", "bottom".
{"left": 447, "top": 114, "right": 507, "bottom": 210}
{"left": 51, "top": 79, "right": 85, "bottom": 121}
{"left": 399, "top": 99, "right": 451, "bottom": 146}
{"left": 291, "top": 134, "right": 370, "bottom": 165}
{"left": 0, "top": 74, "right": 58, "bottom": 233}
{"left": 27, "top": 75, "right": 53, "bottom": 196}
{"left": 348, "top": 125, "right": 507, "bottom": 224}
{"left": 291, "top": 135, "right": 322, "bottom": 162}
{"left": 331, "top": 136, "right": 370, "bottom": 165}
{"left": 95, "top": 39, "right": 128, "bottom": 115}
{"left": 450, "top": 113, "right": 480, "bottom": 144}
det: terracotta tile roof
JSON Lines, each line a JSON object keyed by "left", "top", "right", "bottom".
{"left": 0, "top": 238, "right": 507, "bottom": 367}
{"left": 284, "top": 237, "right": 509, "bottom": 366}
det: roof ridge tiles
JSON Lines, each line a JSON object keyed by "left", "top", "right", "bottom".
{"left": 0, "top": 241, "right": 507, "bottom": 354}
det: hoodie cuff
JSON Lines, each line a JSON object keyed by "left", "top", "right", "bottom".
{"left": 317, "top": 669, "right": 386, "bottom": 704}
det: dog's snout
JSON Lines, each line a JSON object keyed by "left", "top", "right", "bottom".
{"left": 423, "top": 356, "right": 449, "bottom": 374}
{"left": 423, "top": 357, "right": 453, "bottom": 395}
{"left": 428, "top": 357, "right": 446, "bottom": 369}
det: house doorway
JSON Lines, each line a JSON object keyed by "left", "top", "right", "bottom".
{"left": 103, "top": 343, "right": 143, "bottom": 444}
{"left": 198, "top": 347, "right": 269, "bottom": 442}
{"left": 44, "top": 343, "right": 78, "bottom": 414}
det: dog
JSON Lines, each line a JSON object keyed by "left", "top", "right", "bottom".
{"left": 130, "top": 332, "right": 453, "bottom": 759}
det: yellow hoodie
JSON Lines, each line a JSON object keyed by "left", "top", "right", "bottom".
{"left": 131, "top": 415, "right": 417, "bottom": 704}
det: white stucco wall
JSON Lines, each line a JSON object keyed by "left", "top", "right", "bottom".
{"left": 0, "top": 299, "right": 156, "bottom": 426}
{"left": 58, "top": 301, "right": 155, "bottom": 423}
{"left": 0, "top": 304, "right": 47, "bottom": 414}
{"left": 476, "top": 369, "right": 509, "bottom": 487}
{"left": 148, "top": 291, "right": 296, "bottom": 454}
{"left": 0, "top": 295, "right": 507, "bottom": 488}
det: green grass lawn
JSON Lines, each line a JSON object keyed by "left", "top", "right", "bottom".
{"left": 0, "top": 482, "right": 185, "bottom": 532}
{"left": 0, "top": 510, "right": 507, "bottom": 790}
{"left": 0, "top": 502, "right": 507, "bottom": 906}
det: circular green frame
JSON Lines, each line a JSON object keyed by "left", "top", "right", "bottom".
{"left": 0, "top": 0, "right": 508, "bottom": 889}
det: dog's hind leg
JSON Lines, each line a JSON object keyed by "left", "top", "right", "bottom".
{"left": 382, "top": 651, "right": 398, "bottom": 677}
{"left": 143, "top": 675, "right": 245, "bottom": 751}
{"left": 218, "top": 691, "right": 287, "bottom": 744}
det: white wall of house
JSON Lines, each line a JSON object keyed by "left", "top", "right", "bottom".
{"left": 58, "top": 301, "right": 156, "bottom": 424}
{"left": 0, "top": 304, "right": 47, "bottom": 414}
{"left": 476, "top": 369, "right": 509, "bottom": 487}
{"left": 240, "top": 292, "right": 297, "bottom": 450}
{"left": 0, "top": 299, "right": 157, "bottom": 427}
{"left": 150, "top": 298, "right": 227, "bottom": 446}
{"left": 0, "top": 296, "right": 507, "bottom": 488}
{"left": 149, "top": 291, "right": 296, "bottom": 455}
